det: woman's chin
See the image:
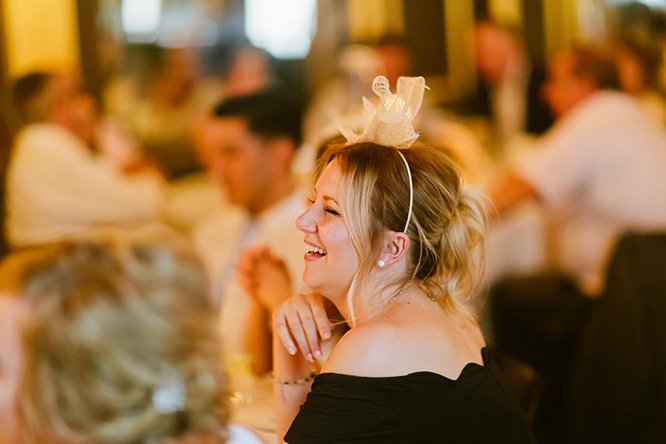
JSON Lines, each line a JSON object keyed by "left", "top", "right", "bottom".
{"left": 301, "top": 272, "right": 319, "bottom": 291}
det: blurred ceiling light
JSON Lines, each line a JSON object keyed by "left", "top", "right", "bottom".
{"left": 121, "top": 0, "right": 161, "bottom": 43}
{"left": 157, "top": 3, "right": 218, "bottom": 48}
{"left": 245, "top": 0, "right": 317, "bottom": 59}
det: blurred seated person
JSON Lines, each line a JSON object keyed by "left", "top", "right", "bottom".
{"left": 270, "top": 76, "right": 534, "bottom": 443}
{"left": 161, "top": 44, "right": 278, "bottom": 235}
{"left": 489, "top": 45, "right": 666, "bottom": 433}
{"left": 192, "top": 89, "right": 308, "bottom": 375}
{"left": 462, "top": 19, "right": 553, "bottom": 152}
{"left": 110, "top": 46, "right": 209, "bottom": 179}
{"left": 5, "top": 71, "right": 165, "bottom": 249}
{"left": 0, "top": 235, "right": 264, "bottom": 443}
{"left": 493, "top": 45, "right": 666, "bottom": 297}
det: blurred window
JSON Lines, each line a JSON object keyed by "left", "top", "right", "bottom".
{"left": 121, "top": 0, "right": 161, "bottom": 43}
{"left": 244, "top": 0, "right": 317, "bottom": 59}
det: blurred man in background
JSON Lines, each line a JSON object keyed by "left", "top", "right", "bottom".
{"left": 489, "top": 44, "right": 666, "bottom": 439}
{"left": 5, "top": 71, "right": 165, "bottom": 249}
{"left": 192, "top": 89, "right": 307, "bottom": 374}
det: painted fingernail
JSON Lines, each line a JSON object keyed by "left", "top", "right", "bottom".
{"left": 322, "top": 331, "right": 331, "bottom": 340}
{"left": 314, "top": 350, "right": 322, "bottom": 359}
{"left": 306, "top": 353, "right": 313, "bottom": 362}
{"left": 288, "top": 346, "right": 297, "bottom": 355}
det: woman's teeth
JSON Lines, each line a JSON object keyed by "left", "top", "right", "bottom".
{"left": 306, "top": 245, "right": 327, "bottom": 256}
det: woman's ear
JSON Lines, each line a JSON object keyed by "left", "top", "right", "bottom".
{"left": 377, "top": 231, "right": 410, "bottom": 267}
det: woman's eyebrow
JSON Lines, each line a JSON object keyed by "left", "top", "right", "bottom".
{"left": 322, "top": 195, "right": 340, "bottom": 205}
{"left": 311, "top": 187, "right": 340, "bottom": 205}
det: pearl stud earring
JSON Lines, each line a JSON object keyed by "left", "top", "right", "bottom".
{"left": 377, "top": 260, "right": 386, "bottom": 268}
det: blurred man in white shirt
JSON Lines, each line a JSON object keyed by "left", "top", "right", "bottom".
{"left": 489, "top": 45, "right": 666, "bottom": 439}
{"left": 192, "top": 90, "right": 307, "bottom": 374}
{"left": 5, "top": 71, "right": 165, "bottom": 248}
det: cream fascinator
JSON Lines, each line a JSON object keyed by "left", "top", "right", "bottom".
{"left": 338, "top": 75, "right": 428, "bottom": 149}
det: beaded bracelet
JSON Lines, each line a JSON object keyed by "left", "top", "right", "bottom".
{"left": 272, "top": 370, "right": 318, "bottom": 385}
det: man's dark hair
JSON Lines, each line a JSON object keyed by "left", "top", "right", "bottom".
{"left": 213, "top": 89, "right": 303, "bottom": 147}
{"left": 12, "top": 72, "right": 56, "bottom": 125}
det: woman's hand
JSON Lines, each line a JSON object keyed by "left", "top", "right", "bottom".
{"left": 273, "top": 292, "right": 332, "bottom": 363}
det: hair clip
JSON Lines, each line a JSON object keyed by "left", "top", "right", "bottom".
{"left": 152, "top": 372, "right": 186, "bottom": 414}
{"left": 338, "top": 75, "right": 428, "bottom": 149}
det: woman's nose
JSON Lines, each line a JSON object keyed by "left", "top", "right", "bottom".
{"left": 296, "top": 207, "right": 317, "bottom": 233}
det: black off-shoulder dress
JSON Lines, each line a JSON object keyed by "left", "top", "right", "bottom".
{"left": 285, "top": 348, "right": 535, "bottom": 443}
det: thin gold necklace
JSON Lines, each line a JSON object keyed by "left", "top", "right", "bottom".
{"left": 328, "top": 289, "right": 407, "bottom": 327}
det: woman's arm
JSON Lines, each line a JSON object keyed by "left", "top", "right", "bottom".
{"left": 272, "top": 293, "right": 332, "bottom": 441}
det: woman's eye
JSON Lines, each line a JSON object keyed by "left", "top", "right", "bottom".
{"left": 325, "top": 207, "right": 340, "bottom": 216}
{"left": 306, "top": 197, "right": 315, "bottom": 205}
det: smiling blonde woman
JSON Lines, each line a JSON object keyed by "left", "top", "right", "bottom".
{"left": 270, "top": 76, "right": 536, "bottom": 443}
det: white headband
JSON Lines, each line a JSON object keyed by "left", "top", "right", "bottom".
{"left": 396, "top": 150, "right": 414, "bottom": 233}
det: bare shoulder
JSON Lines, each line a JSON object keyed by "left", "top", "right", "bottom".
{"left": 321, "top": 314, "right": 487, "bottom": 379}
{"left": 321, "top": 320, "right": 413, "bottom": 377}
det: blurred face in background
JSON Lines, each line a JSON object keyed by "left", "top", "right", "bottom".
{"left": 542, "top": 50, "right": 596, "bottom": 118}
{"left": 224, "top": 47, "right": 271, "bottom": 97}
{"left": 376, "top": 44, "right": 412, "bottom": 87}
{"left": 0, "top": 296, "right": 25, "bottom": 444}
{"left": 474, "top": 23, "right": 513, "bottom": 86}
{"left": 209, "top": 117, "right": 282, "bottom": 214}
{"left": 152, "top": 47, "right": 201, "bottom": 107}
{"left": 616, "top": 47, "right": 647, "bottom": 95}
{"left": 49, "top": 73, "right": 98, "bottom": 146}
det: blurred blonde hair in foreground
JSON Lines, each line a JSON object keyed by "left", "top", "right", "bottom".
{"left": 0, "top": 233, "right": 229, "bottom": 443}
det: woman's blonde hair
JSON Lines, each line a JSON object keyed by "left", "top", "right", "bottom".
{"left": 315, "top": 141, "right": 487, "bottom": 322}
{"left": 1, "top": 236, "right": 228, "bottom": 443}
